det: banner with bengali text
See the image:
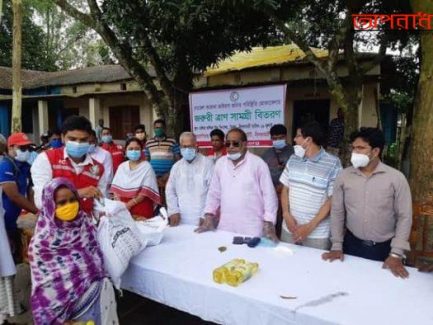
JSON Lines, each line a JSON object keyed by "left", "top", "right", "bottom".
{"left": 189, "top": 85, "right": 286, "bottom": 147}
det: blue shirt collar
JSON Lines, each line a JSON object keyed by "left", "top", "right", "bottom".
{"left": 305, "top": 147, "right": 324, "bottom": 162}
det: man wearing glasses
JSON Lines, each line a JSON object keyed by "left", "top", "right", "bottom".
{"left": 196, "top": 128, "right": 278, "bottom": 241}
{"left": 322, "top": 127, "right": 412, "bottom": 278}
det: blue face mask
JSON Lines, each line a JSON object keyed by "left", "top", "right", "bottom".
{"left": 181, "top": 148, "right": 197, "bottom": 161}
{"left": 50, "top": 138, "right": 63, "bottom": 148}
{"left": 126, "top": 149, "right": 141, "bottom": 161}
{"left": 15, "top": 149, "right": 30, "bottom": 162}
{"left": 272, "top": 139, "right": 286, "bottom": 150}
{"left": 27, "top": 151, "right": 38, "bottom": 165}
{"left": 66, "top": 141, "right": 90, "bottom": 159}
{"left": 101, "top": 135, "right": 112, "bottom": 144}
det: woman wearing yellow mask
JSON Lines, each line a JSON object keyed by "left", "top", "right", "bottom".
{"left": 28, "top": 178, "right": 118, "bottom": 325}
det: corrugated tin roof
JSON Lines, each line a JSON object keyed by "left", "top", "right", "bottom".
{"left": 0, "top": 44, "right": 379, "bottom": 91}
{"left": 205, "top": 44, "right": 329, "bottom": 77}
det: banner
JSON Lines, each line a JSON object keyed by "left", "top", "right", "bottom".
{"left": 189, "top": 85, "right": 286, "bottom": 147}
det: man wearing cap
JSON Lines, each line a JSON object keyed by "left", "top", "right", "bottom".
{"left": 31, "top": 116, "right": 106, "bottom": 214}
{"left": 0, "top": 132, "right": 38, "bottom": 261}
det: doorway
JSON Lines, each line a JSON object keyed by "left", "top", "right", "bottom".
{"left": 292, "top": 99, "right": 330, "bottom": 143}
{"left": 109, "top": 106, "right": 140, "bottom": 140}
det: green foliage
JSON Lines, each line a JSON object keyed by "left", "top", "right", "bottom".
{"left": 101, "top": 0, "right": 288, "bottom": 74}
{"left": 0, "top": 0, "right": 56, "bottom": 71}
{"left": 383, "top": 142, "right": 399, "bottom": 168}
{"left": 29, "top": 0, "right": 114, "bottom": 70}
{"left": 0, "top": 0, "right": 114, "bottom": 71}
{"left": 382, "top": 53, "right": 419, "bottom": 115}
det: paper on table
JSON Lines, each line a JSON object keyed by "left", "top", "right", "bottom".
{"left": 273, "top": 245, "right": 294, "bottom": 255}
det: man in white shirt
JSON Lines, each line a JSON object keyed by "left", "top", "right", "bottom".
{"left": 31, "top": 116, "right": 106, "bottom": 214}
{"left": 166, "top": 132, "right": 214, "bottom": 226}
{"left": 89, "top": 130, "right": 113, "bottom": 196}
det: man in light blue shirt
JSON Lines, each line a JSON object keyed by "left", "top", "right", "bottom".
{"left": 280, "top": 121, "right": 342, "bottom": 250}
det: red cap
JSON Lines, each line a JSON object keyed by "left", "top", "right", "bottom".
{"left": 8, "top": 132, "right": 32, "bottom": 146}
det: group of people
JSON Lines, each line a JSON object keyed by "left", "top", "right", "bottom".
{"left": 0, "top": 111, "right": 423, "bottom": 324}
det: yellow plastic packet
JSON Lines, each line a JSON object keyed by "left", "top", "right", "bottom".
{"left": 226, "top": 262, "right": 259, "bottom": 287}
{"left": 213, "top": 259, "right": 245, "bottom": 284}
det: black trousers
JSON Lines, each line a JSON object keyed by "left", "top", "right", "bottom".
{"left": 343, "top": 231, "right": 391, "bottom": 262}
{"left": 6, "top": 228, "right": 23, "bottom": 264}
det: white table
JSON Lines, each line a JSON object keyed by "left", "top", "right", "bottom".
{"left": 121, "top": 225, "right": 433, "bottom": 325}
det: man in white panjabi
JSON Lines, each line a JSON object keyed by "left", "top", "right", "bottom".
{"left": 166, "top": 132, "right": 214, "bottom": 226}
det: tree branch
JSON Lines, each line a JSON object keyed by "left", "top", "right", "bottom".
{"left": 54, "top": 0, "right": 94, "bottom": 28}
{"left": 270, "top": 16, "right": 328, "bottom": 76}
{"left": 141, "top": 35, "right": 175, "bottom": 102}
{"left": 56, "top": 0, "right": 167, "bottom": 111}
{"left": 359, "top": 35, "right": 388, "bottom": 74}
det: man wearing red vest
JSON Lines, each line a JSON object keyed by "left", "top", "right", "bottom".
{"left": 31, "top": 116, "right": 106, "bottom": 214}
{"left": 100, "top": 127, "right": 124, "bottom": 174}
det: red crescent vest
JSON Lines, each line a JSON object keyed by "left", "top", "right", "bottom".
{"left": 101, "top": 143, "right": 124, "bottom": 174}
{"left": 46, "top": 148, "right": 104, "bottom": 214}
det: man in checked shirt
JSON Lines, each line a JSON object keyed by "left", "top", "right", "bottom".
{"left": 322, "top": 127, "right": 412, "bottom": 278}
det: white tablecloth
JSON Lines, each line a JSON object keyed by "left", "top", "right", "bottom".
{"left": 121, "top": 225, "right": 433, "bottom": 325}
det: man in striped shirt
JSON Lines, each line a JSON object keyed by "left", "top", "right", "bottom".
{"left": 145, "top": 119, "right": 181, "bottom": 202}
{"left": 280, "top": 121, "right": 342, "bottom": 250}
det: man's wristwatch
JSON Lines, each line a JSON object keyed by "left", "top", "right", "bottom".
{"left": 389, "top": 252, "right": 406, "bottom": 263}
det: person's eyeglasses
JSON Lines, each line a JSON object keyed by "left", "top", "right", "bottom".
{"left": 19, "top": 145, "right": 30, "bottom": 151}
{"left": 56, "top": 198, "right": 78, "bottom": 206}
{"left": 225, "top": 141, "right": 241, "bottom": 148}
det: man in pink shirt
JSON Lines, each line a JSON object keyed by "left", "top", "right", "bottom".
{"left": 196, "top": 128, "right": 278, "bottom": 240}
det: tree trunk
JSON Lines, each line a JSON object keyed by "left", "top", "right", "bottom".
{"left": 0, "top": 0, "right": 4, "bottom": 24}
{"left": 169, "top": 61, "right": 193, "bottom": 136}
{"left": 409, "top": 0, "right": 433, "bottom": 202}
{"left": 11, "top": 0, "right": 22, "bottom": 133}
{"left": 409, "top": 33, "right": 433, "bottom": 202}
{"left": 328, "top": 78, "right": 362, "bottom": 165}
{"left": 407, "top": 0, "right": 433, "bottom": 266}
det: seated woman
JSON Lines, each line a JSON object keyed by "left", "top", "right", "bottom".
{"left": 28, "top": 178, "right": 118, "bottom": 325}
{"left": 110, "top": 137, "right": 161, "bottom": 220}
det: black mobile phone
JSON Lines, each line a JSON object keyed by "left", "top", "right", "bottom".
{"left": 247, "top": 237, "right": 261, "bottom": 248}
{"left": 233, "top": 236, "right": 244, "bottom": 245}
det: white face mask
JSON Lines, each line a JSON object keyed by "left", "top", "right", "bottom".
{"left": 227, "top": 152, "right": 242, "bottom": 161}
{"left": 351, "top": 152, "right": 370, "bottom": 168}
{"left": 294, "top": 138, "right": 309, "bottom": 158}
{"left": 15, "top": 149, "right": 30, "bottom": 162}
{"left": 293, "top": 145, "right": 306, "bottom": 158}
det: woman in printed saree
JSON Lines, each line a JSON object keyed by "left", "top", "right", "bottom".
{"left": 110, "top": 137, "right": 161, "bottom": 220}
{"left": 28, "top": 177, "right": 118, "bottom": 325}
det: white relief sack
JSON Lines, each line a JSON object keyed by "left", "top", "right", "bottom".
{"left": 135, "top": 207, "right": 169, "bottom": 246}
{"left": 96, "top": 199, "right": 147, "bottom": 289}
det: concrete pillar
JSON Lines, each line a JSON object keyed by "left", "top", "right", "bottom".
{"left": 103, "top": 102, "right": 110, "bottom": 128}
{"left": 140, "top": 94, "right": 153, "bottom": 135}
{"left": 38, "top": 100, "right": 49, "bottom": 138}
{"left": 88, "top": 97, "right": 101, "bottom": 128}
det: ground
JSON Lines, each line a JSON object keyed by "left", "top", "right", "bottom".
{"left": 117, "top": 290, "right": 216, "bottom": 325}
